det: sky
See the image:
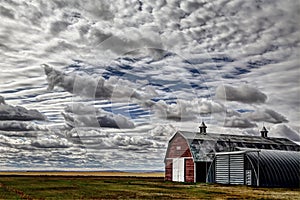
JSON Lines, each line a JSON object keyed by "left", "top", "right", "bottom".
{"left": 0, "top": 0, "right": 299, "bottom": 171}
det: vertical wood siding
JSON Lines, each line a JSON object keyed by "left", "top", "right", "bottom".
{"left": 165, "top": 160, "right": 172, "bottom": 181}
{"left": 185, "top": 158, "right": 195, "bottom": 182}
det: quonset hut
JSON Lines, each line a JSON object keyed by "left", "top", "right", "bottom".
{"left": 164, "top": 123, "right": 300, "bottom": 187}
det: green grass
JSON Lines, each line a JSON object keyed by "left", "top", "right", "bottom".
{"left": 0, "top": 176, "right": 299, "bottom": 200}
{"left": 0, "top": 184, "right": 23, "bottom": 200}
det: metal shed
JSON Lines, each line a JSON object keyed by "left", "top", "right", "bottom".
{"left": 207, "top": 149, "right": 300, "bottom": 187}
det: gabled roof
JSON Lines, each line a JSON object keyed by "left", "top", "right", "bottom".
{"left": 173, "top": 131, "right": 300, "bottom": 162}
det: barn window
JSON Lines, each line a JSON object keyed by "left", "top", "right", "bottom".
{"left": 176, "top": 146, "right": 181, "bottom": 150}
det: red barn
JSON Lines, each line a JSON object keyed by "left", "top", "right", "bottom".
{"left": 164, "top": 123, "right": 300, "bottom": 183}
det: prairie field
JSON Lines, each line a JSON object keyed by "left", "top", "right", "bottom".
{"left": 0, "top": 173, "right": 299, "bottom": 200}
{"left": 0, "top": 171, "right": 164, "bottom": 177}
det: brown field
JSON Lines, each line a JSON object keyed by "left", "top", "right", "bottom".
{"left": 0, "top": 171, "right": 164, "bottom": 177}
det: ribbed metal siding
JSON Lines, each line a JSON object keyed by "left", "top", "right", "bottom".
{"left": 229, "top": 154, "right": 244, "bottom": 184}
{"left": 216, "top": 154, "right": 244, "bottom": 185}
{"left": 216, "top": 155, "right": 229, "bottom": 184}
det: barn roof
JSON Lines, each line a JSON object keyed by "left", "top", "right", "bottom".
{"left": 175, "top": 131, "right": 300, "bottom": 162}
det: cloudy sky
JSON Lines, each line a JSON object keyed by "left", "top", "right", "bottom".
{"left": 0, "top": 0, "right": 299, "bottom": 171}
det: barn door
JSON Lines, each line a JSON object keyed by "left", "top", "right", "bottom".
{"left": 172, "top": 158, "right": 185, "bottom": 182}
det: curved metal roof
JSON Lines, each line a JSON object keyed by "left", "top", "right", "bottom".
{"left": 246, "top": 149, "right": 300, "bottom": 187}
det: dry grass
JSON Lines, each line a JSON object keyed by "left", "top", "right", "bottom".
{"left": 0, "top": 171, "right": 164, "bottom": 177}
{"left": 0, "top": 175, "right": 299, "bottom": 200}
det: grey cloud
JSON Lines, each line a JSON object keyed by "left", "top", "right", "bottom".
{"left": 243, "top": 108, "right": 288, "bottom": 124}
{"left": 87, "top": 27, "right": 112, "bottom": 44}
{"left": 0, "top": 95, "right": 5, "bottom": 104}
{"left": 31, "top": 137, "right": 72, "bottom": 148}
{"left": 0, "top": 121, "right": 46, "bottom": 132}
{"left": 224, "top": 116, "right": 257, "bottom": 128}
{"left": 216, "top": 85, "right": 267, "bottom": 104}
{"left": 270, "top": 124, "right": 300, "bottom": 141}
{"left": 0, "top": 5, "right": 15, "bottom": 19}
{"left": 224, "top": 107, "right": 288, "bottom": 129}
{"left": 0, "top": 103, "right": 46, "bottom": 121}
{"left": 62, "top": 103, "right": 134, "bottom": 129}
{"left": 76, "top": 128, "right": 164, "bottom": 152}
{"left": 95, "top": 30, "right": 163, "bottom": 57}
{"left": 43, "top": 65, "right": 151, "bottom": 101}
{"left": 49, "top": 21, "right": 71, "bottom": 35}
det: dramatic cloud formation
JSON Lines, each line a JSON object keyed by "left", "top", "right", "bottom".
{"left": 0, "top": 0, "right": 299, "bottom": 170}
{"left": 62, "top": 103, "right": 135, "bottom": 129}
{"left": 216, "top": 85, "right": 267, "bottom": 104}
{"left": 44, "top": 64, "right": 154, "bottom": 101}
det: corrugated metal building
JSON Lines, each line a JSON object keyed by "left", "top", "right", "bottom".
{"left": 209, "top": 149, "right": 300, "bottom": 187}
{"left": 164, "top": 123, "right": 300, "bottom": 187}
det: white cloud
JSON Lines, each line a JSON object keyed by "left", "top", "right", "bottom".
{"left": 31, "top": 135, "right": 73, "bottom": 148}
{"left": 152, "top": 98, "right": 225, "bottom": 121}
{"left": 149, "top": 124, "right": 177, "bottom": 137}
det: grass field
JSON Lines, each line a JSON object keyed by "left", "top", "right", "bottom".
{"left": 0, "top": 174, "right": 299, "bottom": 200}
